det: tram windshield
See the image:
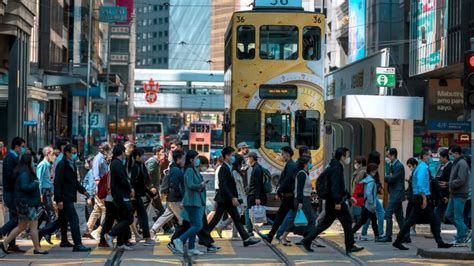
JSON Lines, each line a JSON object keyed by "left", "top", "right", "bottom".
{"left": 265, "top": 113, "right": 291, "bottom": 151}
{"left": 260, "top": 25, "right": 298, "bottom": 60}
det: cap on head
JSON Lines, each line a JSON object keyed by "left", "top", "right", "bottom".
{"left": 237, "top": 142, "right": 249, "bottom": 149}
{"left": 247, "top": 151, "right": 258, "bottom": 160}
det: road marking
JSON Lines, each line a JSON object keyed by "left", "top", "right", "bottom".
{"left": 294, "top": 260, "right": 352, "bottom": 265}
{"left": 278, "top": 243, "right": 307, "bottom": 256}
{"left": 367, "top": 258, "right": 474, "bottom": 265}
{"left": 213, "top": 239, "right": 236, "bottom": 255}
{"left": 91, "top": 246, "right": 113, "bottom": 255}
{"left": 122, "top": 258, "right": 181, "bottom": 264}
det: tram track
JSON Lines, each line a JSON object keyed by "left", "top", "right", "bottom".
{"left": 255, "top": 230, "right": 294, "bottom": 266}
{"left": 317, "top": 237, "right": 366, "bottom": 266}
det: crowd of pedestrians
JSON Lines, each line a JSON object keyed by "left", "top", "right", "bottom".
{"left": 0, "top": 135, "right": 472, "bottom": 257}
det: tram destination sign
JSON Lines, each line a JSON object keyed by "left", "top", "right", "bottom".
{"left": 259, "top": 84, "right": 298, "bottom": 100}
{"left": 254, "top": 0, "right": 302, "bottom": 9}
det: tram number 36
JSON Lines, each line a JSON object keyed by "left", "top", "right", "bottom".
{"left": 236, "top": 16, "right": 245, "bottom": 23}
{"left": 270, "top": 0, "right": 289, "bottom": 5}
{"left": 313, "top": 16, "right": 322, "bottom": 23}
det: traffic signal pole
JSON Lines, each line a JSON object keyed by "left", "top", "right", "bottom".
{"left": 471, "top": 37, "right": 474, "bottom": 252}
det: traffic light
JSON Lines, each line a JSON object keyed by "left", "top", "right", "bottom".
{"left": 464, "top": 51, "right": 474, "bottom": 109}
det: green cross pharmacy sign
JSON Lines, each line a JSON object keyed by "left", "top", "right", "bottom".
{"left": 376, "top": 67, "right": 396, "bottom": 87}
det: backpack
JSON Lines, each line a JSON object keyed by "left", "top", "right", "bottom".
{"left": 352, "top": 182, "right": 365, "bottom": 207}
{"left": 316, "top": 165, "right": 333, "bottom": 199}
{"left": 97, "top": 172, "right": 109, "bottom": 200}
{"left": 160, "top": 168, "right": 171, "bottom": 195}
{"left": 262, "top": 167, "right": 273, "bottom": 194}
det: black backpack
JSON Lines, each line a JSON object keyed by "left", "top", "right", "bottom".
{"left": 262, "top": 167, "right": 273, "bottom": 194}
{"left": 316, "top": 165, "right": 333, "bottom": 199}
{"left": 160, "top": 168, "right": 171, "bottom": 195}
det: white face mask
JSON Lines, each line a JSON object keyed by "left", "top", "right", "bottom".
{"left": 344, "top": 157, "right": 351, "bottom": 165}
{"left": 354, "top": 164, "right": 360, "bottom": 170}
{"left": 385, "top": 157, "right": 391, "bottom": 164}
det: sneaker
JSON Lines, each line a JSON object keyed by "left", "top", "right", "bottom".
{"left": 135, "top": 236, "right": 144, "bottom": 243}
{"left": 91, "top": 230, "right": 100, "bottom": 241}
{"left": 207, "top": 245, "right": 221, "bottom": 252}
{"left": 104, "top": 234, "right": 113, "bottom": 248}
{"left": 188, "top": 249, "right": 204, "bottom": 256}
{"left": 117, "top": 244, "right": 134, "bottom": 251}
{"left": 167, "top": 242, "right": 178, "bottom": 253}
{"left": 243, "top": 238, "right": 260, "bottom": 247}
{"left": 359, "top": 235, "right": 373, "bottom": 241}
{"left": 144, "top": 239, "right": 156, "bottom": 246}
{"left": 173, "top": 239, "right": 184, "bottom": 254}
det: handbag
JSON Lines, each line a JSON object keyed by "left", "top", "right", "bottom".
{"left": 250, "top": 205, "right": 267, "bottom": 224}
{"left": 97, "top": 172, "right": 110, "bottom": 199}
{"left": 15, "top": 198, "right": 29, "bottom": 216}
{"left": 294, "top": 208, "right": 308, "bottom": 227}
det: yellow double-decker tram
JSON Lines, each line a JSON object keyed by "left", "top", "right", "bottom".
{"left": 223, "top": 1, "right": 326, "bottom": 184}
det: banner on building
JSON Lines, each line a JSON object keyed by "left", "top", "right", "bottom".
{"left": 348, "top": 0, "right": 366, "bottom": 63}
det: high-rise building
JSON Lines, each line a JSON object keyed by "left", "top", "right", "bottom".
{"left": 136, "top": 0, "right": 211, "bottom": 70}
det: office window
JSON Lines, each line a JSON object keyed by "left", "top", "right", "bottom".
{"left": 148, "top": 45, "right": 152, "bottom": 51}
{"left": 164, "top": 44, "right": 168, "bottom": 50}
{"left": 159, "top": 31, "right": 163, "bottom": 37}
{"left": 138, "top": 35, "right": 141, "bottom": 40}
{"left": 153, "top": 19, "right": 157, "bottom": 25}
{"left": 137, "top": 61, "right": 141, "bottom": 66}
{"left": 149, "top": 19, "right": 152, "bottom": 25}
{"left": 152, "top": 45, "right": 157, "bottom": 51}
{"left": 164, "top": 31, "right": 168, "bottom": 37}
{"left": 158, "top": 58, "right": 162, "bottom": 64}
{"left": 152, "top": 58, "right": 156, "bottom": 64}
{"left": 164, "top": 57, "right": 168, "bottom": 64}
{"left": 142, "top": 46, "right": 146, "bottom": 52}
{"left": 165, "top": 17, "right": 169, "bottom": 23}
{"left": 148, "top": 58, "right": 152, "bottom": 64}
{"left": 154, "top": 5, "right": 158, "bottom": 11}
{"left": 142, "top": 59, "right": 146, "bottom": 65}
{"left": 143, "top": 20, "right": 147, "bottom": 26}
{"left": 138, "top": 20, "right": 142, "bottom": 26}
{"left": 158, "top": 44, "right": 162, "bottom": 51}
{"left": 143, "top": 6, "right": 147, "bottom": 13}
{"left": 153, "top": 32, "right": 157, "bottom": 38}
{"left": 138, "top": 7, "right": 142, "bottom": 13}
{"left": 148, "top": 33, "right": 152, "bottom": 38}
{"left": 159, "top": 18, "right": 163, "bottom": 24}
{"left": 142, "top": 33, "right": 146, "bottom": 39}
{"left": 160, "top": 5, "right": 163, "bottom": 10}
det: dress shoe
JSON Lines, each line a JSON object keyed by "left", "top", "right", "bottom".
{"left": 301, "top": 240, "right": 314, "bottom": 252}
{"left": 262, "top": 234, "right": 273, "bottom": 243}
{"left": 346, "top": 245, "right": 364, "bottom": 253}
{"left": 34, "top": 250, "right": 49, "bottom": 255}
{"left": 402, "top": 237, "right": 411, "bottom": 244}
{"left": 392, "top": 242, "right": 409, "bottom": 250}
{"left": 7, "top": 244, "right": 26, "bottom": 253}
{"left": 438, "top": 242, "right": 453, "bottom": 249}
{"left": 243, "top": 238, "right": 260, "bottom": 247}
{"left": 73, "top": 245, "right": 92, "bottom": 252}
{"left": 376, "top": 236, "right": 391, "bottom": 242}
{"left": 59, "top": 242, "right": 74, "bottom": 248}
{"left": 0, "top": 243, "right": 9, "bottom": 254}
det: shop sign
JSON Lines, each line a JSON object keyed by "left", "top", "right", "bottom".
{"left": 427, "top": 120, "right": 470, "bottom": 132}
{"left": 23, "top": 120, "right": 37, "bottom": 126}
{"left": 376, "top": 67, "right": 396, "bottom": 87}
{"left": 458, "top": 133, "right": 471, "bottom": 144}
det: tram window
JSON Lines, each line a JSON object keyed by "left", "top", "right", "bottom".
{"left": 260, "top": 25, "right": 298, "bottom": 60}
{"left": 197, "top": 144, "right": 203, "bottom": 151}
{"left": 235, "top": 109, "right": 261, "bottom": 149}
{"left": 191, "top": 144, "right": 197, "bottom": 151}
{"left": 295, "top": 110, "right": 320, "bottom": 150}
{"left": 303, "top": 27, "right": 321, "bottom": 60}
{"left": 237, "top": 26, "right": 255, "bottom": 60}
{"left": 204, "top": 144, "right": 210, "bottom": 153}
{"left": 264, "top": 113, "right": 291, "bottom": 151}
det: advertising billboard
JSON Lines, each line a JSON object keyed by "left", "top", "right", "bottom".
{"left": 348, "top": 0, "right": 366, "bottom": 63}
{"left": 412, "top": 0, "right": 448, "bottom": 75}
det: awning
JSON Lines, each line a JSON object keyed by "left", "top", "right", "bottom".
{"left": 326, "top": 95, "right": 424, "bottom": 120}
{"left": 70, "top": 85, "right": 106, "bottom": 99}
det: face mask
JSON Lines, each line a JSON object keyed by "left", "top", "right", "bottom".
{"left": 307, "top": 163, "right": 313, "bottom": 171}
{"left": 230, "top": 155, "right": 236, "bottom": 164}
{"left": 20, "top": 147, "right": 26, "bottom": 156}
{"left": 449, "top": 155, "right": 455, "bottom": 161}
{"left": 194, "top": 158, "right": 201, "bottom": 167}
{"left": 201, "top": 166, "right": 208, "bottom": 172}
{"left": 344, "top": 157, "right": 351, "bottom": 165}
{"left": 354, "top": 164, "right": 360, "bottom": 170}
{"left": 428, "top": 157, "right": 434, "bottom": 164}
{"left": 385, "top": 157, "right": 391, "bottom": 164}
{"left": 71, "top": 153, "right": 78, "bottom": 161}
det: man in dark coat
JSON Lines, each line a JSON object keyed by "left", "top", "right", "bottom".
{"left": 54, "top": 144, "right": 91, "bottom": 252}
{"left": 0, "top": 137, "right": 26, "bottom": 252}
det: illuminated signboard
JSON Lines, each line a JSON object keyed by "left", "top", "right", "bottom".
{"left": 254, "top": 0, "right": 302, "bottom": 9}
{"left": 259, "top": 84, "right": 298, "bottom": 100}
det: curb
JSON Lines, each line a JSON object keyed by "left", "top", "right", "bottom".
{"left": 417, "top": 248, "right": 474, "bottom": 260}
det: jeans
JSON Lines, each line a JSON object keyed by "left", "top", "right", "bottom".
{"left": 362, "top": 199, "right": 384, "bottom": 236}
{"left": 276, "top": 210, "right": 295, "bottom": 238}
{"left": 179, "top": 206, "right": 204, "bottom": 250}
{"left": 445, "top": 197, "right": 468, "bottom": 242}
{"left": 172, "top": 212, "right": 214, "bottom": 248}
{"left": 303, "top": 201, "right": 355, "bottom": 249}
{"left": 384, "top": 201, "right": 405, "bottom": 238}
{"left": 0, "top": 191, "right": 18, "bottom": 246}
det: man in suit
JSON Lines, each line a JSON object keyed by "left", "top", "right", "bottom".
{"left": 0, "top": 137, "right": 26, "bottom": 253}
{"left": 207, "top": 146, "right": 260, "bottom": 247}
{"left": 54, "top": 144, "right": 91, "bottom": 252}
{"left": 379, "top": 148, "right": 408, "bottom": 242}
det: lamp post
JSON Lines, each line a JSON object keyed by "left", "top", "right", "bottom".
{"left": 84, "top": 0, "right": 94, "bottom": 156}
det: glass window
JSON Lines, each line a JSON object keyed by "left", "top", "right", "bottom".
{"left": 260, "top": 25, "right": 298, "bottom": 60}
{"left": 154, "top": 5, "right": 158, "bottom": 11}
{"left": 235, "top": 110, "right": 260, "bottom": 149}
{"left": 153, "top": 19, "right": 157, "bottom": 24}
{"left": 164, "top": 44, "right": 168, "bottom": 50}
{"left": 204, "top": 144, "right": 210, "bottom": 153}
{"left": 153, "top": 32, "right": 157, "bottom": 38}
{"left": 159, "top": 18, "right": 163, "bottom": 24}
{"left": 165, "top": 17, "right": 169, "bottom": 23}
{"left": 160, "top": 5, "right": 163, "bottom": 10}
{"left": 197, "top": 144, "right": 203, "bottom": 152}
{"left": 303, "top": 27, "right": 321, "bottom": 60}
{"left": 158, "top": 58, "right": 162, "bottom": 64}
{"left": 191, "top": 144, "right": 196, "bottom": 151}
{"left": 164, "top": 31, "right": 168, "bottom": 37}
{"left": 159, "top": 31, "right": 163, "bottom": 37}
{"left": 264, "top": 113, "right": 291, "bottom": 151}
{"left": 236, "top": 26, "right": 255, "bottom": 60}
{"left": 158, "top": 44, "right": 162, "bottom": 51}
{"left": 295, "top": 110, "right": 320, "bottom": 149}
